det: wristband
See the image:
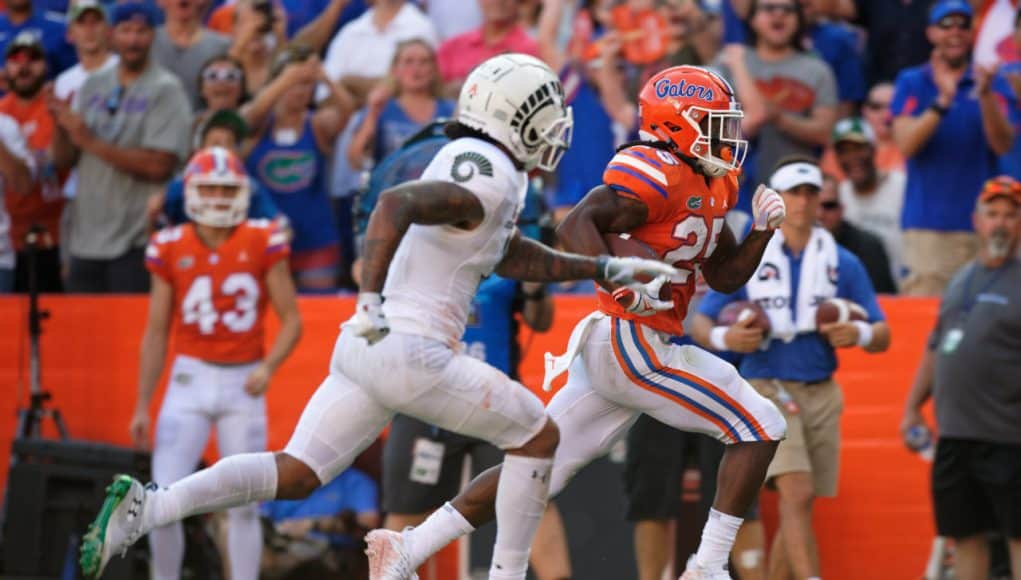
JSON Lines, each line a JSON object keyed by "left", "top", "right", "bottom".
{"left": 709, "top": 326, "right": 729, "bottom": 351}
{"left": 853, "top": 320, "right": 873, "bottom": 348}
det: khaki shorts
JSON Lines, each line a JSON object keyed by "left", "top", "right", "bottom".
{"left": 901, "top": 229, "right": 978, "bottom": 296}
{"left": 750, "top": 379, "right": 843, "bottom": 498}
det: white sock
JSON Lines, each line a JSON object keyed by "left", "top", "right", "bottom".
{"left": 145, "top": 452, "right": 278, "bottom": 532}
{"left": 226, "top": 504, "right": 263, "bottom": 580}
{"left": 489, "top": 455, "right": 553, "bottom": 579}
{"left": 149, "top": 522, "right": 183, "bottom": 580}
{"left": 694, "top": 508, "right": 743, "bottom": 571}
{"left": 406, "top": 502, "right": 475, "bottom": 568}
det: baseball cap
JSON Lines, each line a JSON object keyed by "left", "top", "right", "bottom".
{"left": 929, "top": 0, "right": 972, "bottom": 25}
{"left": 5, "top": 30, "right": 45, "bottom": 58}
{"left": 769, "top": 161, "right": 823, "bottom": 191}
{"left": 978, "top": 175, "right": 1021, "bottom": 205}
{"left": 67, "top": 0, "right": 108, "bottom": 23}
{"left": 200, "top": 109, "right": 249, "bottom": 143}
{"left": 111, "top": 1, "right": 159, "bottom": 27}
{"left": 832, "top": 117, "right": 876, "bottom": 146}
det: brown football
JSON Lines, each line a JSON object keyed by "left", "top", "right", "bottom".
{"left": 602, "top": 233, "right": 671, "bottom": 302}
{"left": 815, "top": 298, "right": 868, "bottom": 327}
{"left": 717, "top": 300, "right": 771, "bottom": 333}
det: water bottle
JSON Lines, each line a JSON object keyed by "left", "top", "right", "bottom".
{"left": 906, "top": 424, "right": 935, "bottom": 462}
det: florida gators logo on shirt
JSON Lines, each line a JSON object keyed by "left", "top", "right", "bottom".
{"left": 257, "top": 151, "right": 317, "bottom": 194}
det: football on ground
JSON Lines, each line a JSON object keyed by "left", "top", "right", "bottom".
{"left": 717, "top": 300, "right": 771, "bottom": 333}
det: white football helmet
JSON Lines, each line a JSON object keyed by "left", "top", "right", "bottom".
{"left": 183, "top": 146, "right": 251, "bottom": 227}
{"left": 456, "top": 53, "right": 573, "bottom": 172}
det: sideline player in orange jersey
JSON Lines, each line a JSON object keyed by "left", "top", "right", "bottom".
{"left": 133, "top": 147, "right": 302, "bottom": 580}
{"left": 372, "top": 65, "right": 789, "bottom": 580}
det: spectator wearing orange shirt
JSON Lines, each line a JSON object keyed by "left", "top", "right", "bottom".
{"left": 1, "top": 33, "right": 66, "bottom": 292}
{"left": 436, "top": 0, "right": 538, "bottom": 96}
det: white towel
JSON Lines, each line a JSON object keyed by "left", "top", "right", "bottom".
{"left": 745, "top": 226, "right": 839, "bottom": 343}
{"left": 542, "top": 311, "right": 605, "bottom": 392}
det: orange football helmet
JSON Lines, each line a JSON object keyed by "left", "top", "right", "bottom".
{"left": 184, "top": 146, "right": 251, "bottom": 227}
{"left": 637, "top": 65, "right": 747, "bottom": 177}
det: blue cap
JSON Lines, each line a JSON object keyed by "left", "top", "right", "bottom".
{"left": 929, "top": 0, "right": 973, "bottom": 25}
{"left": 111, "top": 1, "right": 158, "bottom": 27}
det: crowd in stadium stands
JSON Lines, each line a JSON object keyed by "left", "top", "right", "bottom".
{"left": 0, "top": 0, "right": 1019, "bottom": 577}
{"left": 0, "top": 0, "right": 1014, "bottom": 296}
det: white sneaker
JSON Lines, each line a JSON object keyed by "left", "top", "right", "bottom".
{"left": 365, "top": 528, "right": 420, "bottom": 580}
{"left": 79, "top": 475, "right": 149, "bottom": 578}
{"left": 679, "top": 556, "right": 733, "bottom": 580}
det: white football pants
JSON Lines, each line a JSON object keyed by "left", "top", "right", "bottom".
{"left": 150, "top": 355, "right": 266, "bottom": 580}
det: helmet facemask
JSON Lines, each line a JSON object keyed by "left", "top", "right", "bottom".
{"left": 185, "top": 178, "right": 251, "bottom": 227}
{"left": 529, "top": 105, "right": 574, "bottom": 172}
{"left": 685, "top": 105, "right": 747, "bottom": 177}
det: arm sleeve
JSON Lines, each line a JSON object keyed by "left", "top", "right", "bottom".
{"left": 697, "top": 287, "right": 747, "bottom": 320}
{"left": 890, "top": 70, "right": 921, "bottom": 117}
{"left": 144, "top": 233, "right": 174, "bottom": 281}
{"left": 837, "top": 249, "right": 885, "bottom": 322}
{"left": 263, "top": 222, "right": 291, "bottom": 267}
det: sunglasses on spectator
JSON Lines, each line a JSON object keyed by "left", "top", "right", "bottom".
{"left": 758, "top": 3, "right": 797, "bottom": 15}
{"left": 820, "top": 201, "right": 841, "bottom": 211}
{"left": 936, "top": 16, "right": 971, "bottom": 30}
{"left": 202, "top": 68, "right": 242, "bottom": 83}
{"left": 864, "top": 100, "right": 890, "bottom": 110}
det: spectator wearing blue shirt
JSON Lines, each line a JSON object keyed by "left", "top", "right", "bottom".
{"left": 998, "top": 10, "right": 1021, "bottom": 182}
{"left": 0, "top": 0, "right": 77, "bottom": 79}
{"left": 346, "top": 38, "right": 454, "bottom": 173}
{"left": 801, "top": 0, "right": 866, "bottom": 115}
{"left": 260, "top": 467, "right": 379, "bottom": 577}
{"left": 151, "top": 109, "right": 283, "bottom": 228}
{"left": 692, "top": 157, "right": 890, "bottom": 580}
{"left": 891, "top": 0, "right": 1015, "bottom": 296}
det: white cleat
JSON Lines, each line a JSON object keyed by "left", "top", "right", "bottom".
{"left": 79, "top": 475, "right": 150, "bottom": 579}
{"left": 679, "top": 556, "right": 733, "bottom": 580}
{"left": 365, "top": 528, "right": 419, "bottom": 580}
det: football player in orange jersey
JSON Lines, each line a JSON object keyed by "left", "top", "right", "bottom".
{"left": 386, "top": 65, "right": 790, "bottom": 580}
{"left": 132, "top": 147, "right": 302, "bottom": 580}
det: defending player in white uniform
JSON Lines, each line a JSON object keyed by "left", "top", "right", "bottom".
{"left": 79, "top": 53, "right": 676, "bottom": 580}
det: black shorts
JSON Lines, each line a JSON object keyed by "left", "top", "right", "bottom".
{"left": 623, "top": 414, "right": 759, "bottom": 522}
{"left": 932, "top": 437, "right": 1021, "bottom": 539}
{"left": 382, "top": 414, "right": 502, "bottom": 514}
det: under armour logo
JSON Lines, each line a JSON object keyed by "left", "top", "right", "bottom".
{"left": 530, "top": 470, "right": 548, "bottom": 483}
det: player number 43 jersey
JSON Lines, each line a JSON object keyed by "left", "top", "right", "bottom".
{"left": 145, "top": 220, "right": 290, "bottom": 364}
{"left": 599, "top": 144, "right": 739, "bottom": 336}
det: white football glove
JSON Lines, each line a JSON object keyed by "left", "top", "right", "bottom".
{"left": 599, "top": 256, "right": 680, "bottom": 287}
{"left": 612, "top": 275, "right": 674, "bottom": 316}
{"left": 352, "top": 292, "right": 390, "bottom": 345}
{"left": 752, "top": 184, "right": 786, "bottom": 231}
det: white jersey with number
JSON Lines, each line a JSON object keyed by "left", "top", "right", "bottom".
{"left": 380, "top": 137, "right": 527, "bottom": 346}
